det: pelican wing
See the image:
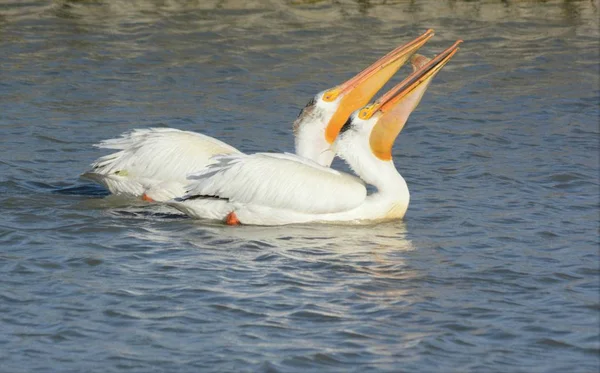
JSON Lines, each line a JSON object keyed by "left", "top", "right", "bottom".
{"left": 82, "top": 128, "right": 241, "bottom": 192}
{"left": 183, "top": 153, "right": 367, "bottom": 214}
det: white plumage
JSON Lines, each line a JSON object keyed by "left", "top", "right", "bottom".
{"left": 183, "top": 153, "right": 366, "bottom": 214}
{"left": 82, "top": 128, "right": 240, "bottom": 201}
{"left": 167, "top": 119, "right": 407, "bottom": 226}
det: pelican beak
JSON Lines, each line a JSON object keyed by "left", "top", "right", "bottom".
{"left": 321, "top": 29, "right": 435, "bottom": 143}
{"left": 361, "top": 40, "right": 462, "bottom": 161}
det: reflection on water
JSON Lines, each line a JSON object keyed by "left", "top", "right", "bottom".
{"left": 200, "top": 221, "right": 414, "bottom": 253}
{"left": 132, "top": 217, "right": 415, "bottom": 258}
{"left": 0, "top": 1, "right": 598, "bottom": 372}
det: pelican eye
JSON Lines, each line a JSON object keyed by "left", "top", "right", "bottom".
{"left": 322, "top": 88, "right": 341, "bottom": 102}
{"left": 359, "top": 105, "right": 376, "bottom": 119}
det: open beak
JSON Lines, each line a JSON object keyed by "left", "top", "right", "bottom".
{"left": 363, "top": 40, "right": 463, "bottom": 161}
{"left": 322, "top": 29, "right": 435, "bottom": 143}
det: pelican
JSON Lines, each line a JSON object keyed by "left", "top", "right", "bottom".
{"left": 82, "top": 30, "right": 435, "bottom": 202}
{"left": 168, "top": 41, "right": 462, "bottom": 225}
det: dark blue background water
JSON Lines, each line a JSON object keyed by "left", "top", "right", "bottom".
{"left": 1, "top": 1, "right": 598, "bottom": 372}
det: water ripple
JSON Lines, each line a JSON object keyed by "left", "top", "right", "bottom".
{"left": 1, "top": 1, "right": 599, "bottom": 372}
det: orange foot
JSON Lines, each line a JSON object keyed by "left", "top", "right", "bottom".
{"left": 141, "top": 193, "right": 154, "bottom": 202}
{"left": 225, "top": 211, "right": 240, "bottom": 225}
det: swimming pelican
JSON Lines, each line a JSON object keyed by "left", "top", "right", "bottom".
{"left": 168, "top": 41, "right": 462, "bottom": 225}
{"left": 82, "top": 30, "right": 435, "bottom": 202}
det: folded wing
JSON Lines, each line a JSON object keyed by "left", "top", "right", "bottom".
{"left": 183, "top": 153, "right": 367, "bottom": 214}
{"left": 82, "top": 128, "right": 241, "bottom": 197}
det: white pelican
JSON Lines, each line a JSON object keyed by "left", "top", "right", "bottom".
{"left": 168, "top": 41, "right": 462, "bottom": 225}
{"left": 82, "top": 30, "right": 435, "bottom": 202}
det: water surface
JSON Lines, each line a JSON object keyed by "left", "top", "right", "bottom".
{"left": 1, "top": 1, "right": 599, "bottom": 372}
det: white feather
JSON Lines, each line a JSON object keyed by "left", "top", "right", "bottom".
{"left": 182, "top": 152, "right": 367, "bottom": 214}
{"left": 82, "top": 128, "right": 240, "bottom": 200}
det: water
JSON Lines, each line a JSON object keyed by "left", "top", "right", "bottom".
{"left": 1, "top": 0, "right": 599, "bottom": 372}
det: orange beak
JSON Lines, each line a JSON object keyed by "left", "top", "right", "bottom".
{"left": 362, "top": 40, "right": 463, "bottom": 161}
{"left": 321, "top": 29, "right": 435, "bottom": 143}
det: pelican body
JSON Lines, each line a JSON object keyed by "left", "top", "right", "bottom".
{"left": 169, "top": 41, "right": 462, "bottom": 225}
{"left": 83, "top": 30, "right": 435, "bottom": 202}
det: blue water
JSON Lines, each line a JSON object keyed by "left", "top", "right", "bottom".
{"left": 1, "top": 1, "right": 598, "bottom": 372}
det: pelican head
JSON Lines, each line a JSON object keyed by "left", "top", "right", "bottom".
{"left": 293, "top": 29, "right": 435, "bottom": 167}
{"left": 335, "top": 40, "right": 463, "bottom": 189}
